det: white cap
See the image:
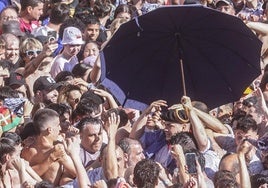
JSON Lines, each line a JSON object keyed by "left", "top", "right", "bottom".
{"left": 62, "top": 27, "right": 84, "bottom": 45}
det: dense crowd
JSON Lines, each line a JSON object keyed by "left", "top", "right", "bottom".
{"left": 0, "top": 0, "right": 268, "bottom": 187}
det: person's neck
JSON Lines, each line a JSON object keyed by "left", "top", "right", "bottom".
{"left": 20, "top": 14, "right": 33, "bottom": 24}
{"left": 62, "top": 51, "right": 73, "bottom": 60}
{"left": 246, "top": 0, "right": 258, "bottom": 9}
{"left": 37, "top": 135, "right": 54, "bottom": 149}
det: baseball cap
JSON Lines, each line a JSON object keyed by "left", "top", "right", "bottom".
{"left": 8, "top": 72, "right": 26, "bottom": 89}
{"left": 33, "top": 76, "right": 61, "bottom": 93}
{"left": 215, "top": 0, "right": 234, "bottom": 7}
{"left": 61, "top": 27, "right": 84, "bottom": 45}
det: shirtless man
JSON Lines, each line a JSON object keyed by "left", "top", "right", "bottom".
{"left": 21, "top": 108, "right": 76, "bottom": 186}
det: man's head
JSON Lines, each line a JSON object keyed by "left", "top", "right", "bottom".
{"left": 133, "top": 159, "right": 160, "bottom": 188}
{"left": 214, "top": 170, "right": 239, "bottom": 188}
{"left": 0, "top": 6, "right": 18, "bottom": 30}
{"left": 82, "top": 16, "right": 100, "bottom": 42}
{"left": 164, "top": 121, "right": 190, "bottom": 140}
{"left": 118, "top": 138, "right": 145, "bottom": 167}
{"left": 33, "top": 108, "right": 61, "bottom": 140}
{"left": 62, "top": 26, "right": 84, "bottom": 57}
{"left": 20, "top": 0, "right": 44, "bottom": 21}
{"left": 47, "top": 103, "right": 72, "bottom": 133}
{"left": 77, "top": 117, "right": 103, "bottom": 153}
{"left": 49, "top": 4, "right": 70, "bottom": 25}
{"left": 2, "top": 33, "right": 19, "bottom": 64}
{"left": 20, "top": 37, "right": 43, "bottom": 64}
{"left": 215, "top": 0, "right": 235, "bottom": 15}
{"left": 219, "top": 153, "right": 240, "bottom": 185}
{"left": 33, "top": 76, "right": 60, "bottom": 105}
{"left": 235, "top": 115, "right": 258, "bottom": 146}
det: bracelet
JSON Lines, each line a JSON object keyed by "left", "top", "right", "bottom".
{"left": 23, "top": 115, "right": 31, "bottom": 118}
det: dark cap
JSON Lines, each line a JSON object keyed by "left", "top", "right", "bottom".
{"left": 215, "top": 0, "right": 234, "bottom": 7}
{"left": 33, "top": 76, "right": 60, "bottom": 93}
{"left": 81, "top": 90, "right": 105, "bottom": 105}
{"left": 2, "top": 20, "right": 25, "bottom": 37}
{"left": 8, "top": 72, "right": 26, "bottom": 89}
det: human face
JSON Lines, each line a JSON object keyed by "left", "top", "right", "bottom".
{"left": 235, "top": 129, "right": 258, "bottom": 146}
{"left": 128, "top": 143, "right": 145, "bottom": 167}
{"left": 116, "top": 12, "right": 131, "bottom": 21}
{"left": 83, "top": 42, "right": 99, "bottom": 58}
{"left": 116, "top": 147, "right": 126, "bottom": 177}
{"left": 64, "top": 44, "right": 81, "bottom": 57}
{"left": 59, "top": 112, "right": 71, "bottom": 133}
{"left": 48, "top": 117, "right": 61, "bottom": 140}
{"left": 84, "top": 24, "right": 100, "bottom": 41}
{"left": 164, "top": 121, "right": 184, "bottom": 140}
{"left": 217, "top": 4, "right": 235, "bottom": 15}
{"left": 0, "top": 8, "right": 18, "bottom": 28}
{"left": 5, "top": 40, "right": 19, "bottom": 64}
{"left": 23, "top": 48, "right": 42, "bottom": 64}
{"left": 29, "top": 3, "right": 44, "bottom": 20}
{"left": 80, "top": 123, "right": 103, "bottom": 153}
{"left": 67, "top": 89, "right": 82, "bottom": 109}
{"left": 42, "top": 89, "right": 58, "bottom": 105}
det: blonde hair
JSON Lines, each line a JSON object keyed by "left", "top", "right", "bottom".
{"left": 110, "top": 17, "right": 128, "bottom": 35}
{"left": 19, "top": 37, "right": 43, "bottom": 55}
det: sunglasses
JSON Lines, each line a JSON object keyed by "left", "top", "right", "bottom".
{"left": 25, "top": 50, "right": 42, "bottom": 56}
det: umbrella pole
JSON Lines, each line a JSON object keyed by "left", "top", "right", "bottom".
{"left": 180, "top": 59, "right": 186, "bottom": 96}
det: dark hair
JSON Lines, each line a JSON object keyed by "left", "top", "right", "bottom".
{"left": 114, "top": 4, "right": 133, "bottom": 19}
{"left": 34, "top": 180, "right": 55, "bottom": 188}
{"left": 251, "top": 174, "right": 268, "bottom": 188}
{"left": 0, "top": 86, "right": 20, "bottom": 100}
{"left": 0, "top": 59, "right": 13, "bottom": 71}
{"left": 47, "top": 103, "right": 71, "bottom": 116}
{"left": 72, "top": 63, "right": 90, "bottom": 78}
{"left": 54, "top": 71, "right": 74, "bottom": 83}
{"left": 260, "top": 72, "right": 268, "bottom": 91}
{"left": 33, "top": 108, "right": 59, "bottom": 135}
{"left": 72, "top": 98, "right": 101, "bottom": 121}
{"left": 1, "top": 132, "right": 21, "bottom": 145}
{"left": 214, "top": 170, "right": 238, "bottom": 188}
{"left": 76, "top": 116, "right": 103, "bottom": 132}
{"left": 236, "top": 114, "right": 258, "bottom": 133}
{"left": 49, "top": 4, "right": 70, "bottom": 25}
{"left": 19, "top": 122, "right": 38, "bottom": 140}
{"left": 21, "top": 0, "right": 43, "bottom": 11}
{"left": 0, "top": 138, "right": 16, "bottom": 177}
{"left": 93, "top": 0, "right": 112, "bottom": 18}
{"left": 81, "top": 15, "right": 100, "bottom": 27}
{"left": 133, "top": 159, "right": 160, "bottom": 188}
{"left": 103, "top": 108, "right": 129, "bottom": 128}
{"left": 59, "top": 17, "right": 85, "bottom": 40}
{"left": 169, "top": 132, "right": 197, "bottom": 152}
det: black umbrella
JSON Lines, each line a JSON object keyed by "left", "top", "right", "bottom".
{"left": 100, "top": 5, "right": 262, "bottom": 110}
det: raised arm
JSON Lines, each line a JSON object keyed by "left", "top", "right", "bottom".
{"left": 193, "top": 107, "right": 229, "bottom": 134}
{"left": 129, "top": 100, "right": 167, "bottom": 139}
{"left": 182, "top": 96, "right": 208, "bottom": 152}
{"left": 23, "top": 42, "right": 58, "bottom": 78}
{"left": 65, "top": 136, "right": 91, "bottom": 188}
{"left": 103, "top": 112, "right": 120, "bottom": 179}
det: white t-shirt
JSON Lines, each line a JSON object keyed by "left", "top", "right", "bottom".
{"left": 50, "top": 54, "right": 78, "bottom": 78}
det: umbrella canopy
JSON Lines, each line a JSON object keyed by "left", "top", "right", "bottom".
{"left": 100, "top": 5, "right": 262, "bottom": 111}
